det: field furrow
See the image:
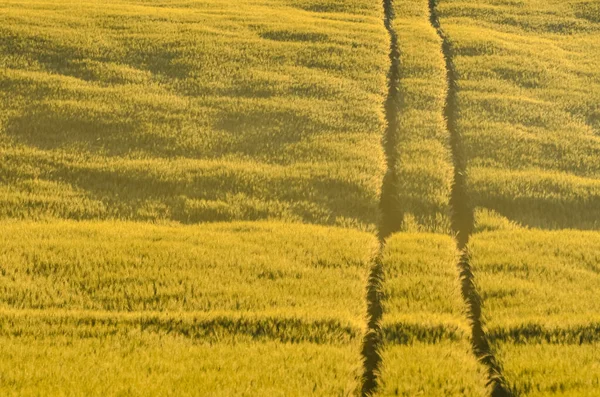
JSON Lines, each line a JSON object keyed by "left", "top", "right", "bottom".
{"left": 377, "top": 234, "right": 489, "bottom": 396}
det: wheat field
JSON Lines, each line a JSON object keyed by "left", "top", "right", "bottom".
{"left": 0, "top": 0, "right": 599, "bottom": 395}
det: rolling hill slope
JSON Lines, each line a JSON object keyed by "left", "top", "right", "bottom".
{"left": 1, "top": 0, "right": 599, "bottom": 395}
{"left": 0, "top": 0, "right": 388, "bottom": 394}
{"left": 0, "top": 0, "right": 388, "bottom": 229}
{"left": 438, "top": 0, "right": 600, "bottom": 394}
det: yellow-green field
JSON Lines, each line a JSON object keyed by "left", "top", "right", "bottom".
{"left": 470, "top": 228, "right": 600, "bottom": 396}
{"left": 440, "top": 0, "right": 600, "bottom": 230}
{"left": 1, "top": 0, "right": 599, "bottom": 395}
{"left": 0, "top": 221, "right": 375, "bottom": 395}
{"left": 377, "top": 234, "right": 489, "bottom": 396}
{"left": 0, "top": 0, "right": 389, "bottom": 229}
{"left": 439, "top": 0, "right": 600, "bottom": 395}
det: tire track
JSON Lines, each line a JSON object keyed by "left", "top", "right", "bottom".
{"left": 360, "top": 255, "right": 384, "bottom": 396}
{"left": 379, "top": 0, "right": 402, "bottom": 240}
{"left": 428, "top": 1, "right": 512, "bottom": 395}
{"left": 360, "top": 0, "right": 400, "bottom": 394}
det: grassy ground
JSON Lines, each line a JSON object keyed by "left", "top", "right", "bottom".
{"left": 0, "top": 0, "right": 391, "bottom": 393}
{"left": 471, "top": 229, "right": 600, "bottom": 330}
{"left": 495, "top": 343, "right": 600, "bottom": 397}
{"left": 0, "top": 221, "right": 376, "bottom": 317}
{"left": 0, "top": 2, "right": 387, "bottom": 391}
